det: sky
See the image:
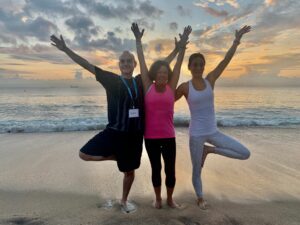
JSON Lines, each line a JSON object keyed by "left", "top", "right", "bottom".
{"left": 0, "top": 0, "right": 300, "bottom": 86}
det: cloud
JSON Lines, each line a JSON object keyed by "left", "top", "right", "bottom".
{"left": 169, "top": 22, "right": 178, "bottom": 31}
{"left": 114, "top": 27, "right": 123, "bottom": 33}
{"left": 64, "top": 16, "right": 102, "bottom": 47}
{"left": 77, "top": 0, "right": 163, "bottom": 21}
{"left": 194, "top": 2, "right": 228, "bottom": 17}
{"left": 0, "top": 68, "right": 33, "bottom": 78}
{"left": 0, "top": 34, "right": 17, "bottom": 45}
{"left": 0, "top": 0, "right": 163, "bottom": 46}
{"left": 203, "top": 7, "right": 228, "bottom": 17}
{"left": 250, "top": 1, "right": 300, "bottom": 45}
{"left": 176, "top": 5, "right": 191, "bottom": 17}
{"left": 264, "top": 0, "right": 277, "bottom": 6}
{"left": 23, "top": 0, "right": 81, "bottom": 17}
{"left": 133, "top": 17, "right": 155, "bottom": 30}
{"left": 0, "top": 9, "right": 58, "bottom": 42}
{"left": 0, "top": 44, "right": 72, "bottom": 64}
{"left": 250, "top": 53, "right": 300, "bottom": 76}
{"left": 82, "top": 32, "right": 136, "bottom": 53}
{"left": 194, "top": 0, "right": 239, "bottom": 9}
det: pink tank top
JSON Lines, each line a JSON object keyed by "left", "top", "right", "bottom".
{"left": 144, "top": 84, "right": 175, "bottom": 139}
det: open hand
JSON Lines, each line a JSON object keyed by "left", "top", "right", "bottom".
{"left": 131, "top": 23, "right": 144, "bottom": 41}
{"left": 235, "top": 25, "right": 251, "bottom": 43}
{"left": 177, "top": 25, "right": 192, "bottom": 49}
{"left": 50, "top": 35, "right": 67, "bottom": 51}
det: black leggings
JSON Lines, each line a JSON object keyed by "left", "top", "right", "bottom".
{"left": 145, "top": 138, "right": 176, "bottom": 188}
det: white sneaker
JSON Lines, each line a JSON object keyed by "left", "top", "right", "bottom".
{"left": 120, "top": 201, "right": 137, "bottom": 214}
{"left": 101, "top": 199, "right": 114, "bottom": 210}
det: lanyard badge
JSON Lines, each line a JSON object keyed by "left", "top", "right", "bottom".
{"left": 120, "top": 76, "right": 139, "bottom": 118}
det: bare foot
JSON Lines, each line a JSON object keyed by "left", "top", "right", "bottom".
{"left": 201, "top": 145, "right": 214, "bottom": 167}
{"left": 197, "top": 198, "right": 209, "bottom": 210}
{"left": 167, "top": 199, "right": 181, "bottom": 208}
{"left": 153, "top": 199, "right": 162, "bottom": 209}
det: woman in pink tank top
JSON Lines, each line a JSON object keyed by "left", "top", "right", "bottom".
{"left": 132, "top": 23, "right": 191, "bottom": 209}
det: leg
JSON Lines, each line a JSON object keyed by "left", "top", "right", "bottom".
{"left": 207, "top": 131, "right": 250, "bottom": 160}
{"left": 79, "top": 129, "right": 116, "bottom": 161}
{"left": 117, "top": 132, "right": 143, "bottom": 213}
{"left": 121, "top": 170, "right": 135, "bottom": 204}
{"left": 79, "top": 151, "right": 115, "bottom": 161}
{"left": 145, "top": 139, "right": 163, "bottom": 208}
{"left": 201, "top": 144, "right": 215, "bottom": 167}
{"left": 189, "top": 136, "right": 209, "bottom": 209}
{"left": 161, "top": 138, "right": 178, "bottom": 208}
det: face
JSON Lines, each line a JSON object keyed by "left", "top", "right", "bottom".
{"left": 119, "top": 52, "right": 136, "bottom": 76}
{"left": 188, "top": 57, "right": 205, "bottom": 78}
{"left": 155, "top": 65, "right": 169, "bottom": 86}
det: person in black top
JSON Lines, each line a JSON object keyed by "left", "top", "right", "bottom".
{"left": 50, "top": 32, "right": 181, "bottom": 213}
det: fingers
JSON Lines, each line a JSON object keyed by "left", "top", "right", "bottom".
{"left": 50, "top": 35, "right": 59, "bottom": 42}
{"left": 184, "top": 25, "right": 192, "bottom": 35}
{"left": 239, "top": 25, "right": 251, "bottom": 34}
{"left": 131, "top": 23, "right": 138, "bottom": 32}
{"left": 60, "top": 34, "right": 65, "bottom": 42}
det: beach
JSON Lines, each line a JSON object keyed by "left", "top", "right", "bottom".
{"left": 0, "top": 127, "right": 300, "bottom": 225}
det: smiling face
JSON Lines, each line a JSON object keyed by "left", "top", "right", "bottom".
{"left": 148, "top": 60, "right": 172, "bottom": 87}
{"left": 155, "top": 65, "right": 169, "bottom": 86}
{"left": 118, "top": 51, "right": 136, "bottom": 77}
{"left": 188, "top": 53, "right": 206, "bottom": 78}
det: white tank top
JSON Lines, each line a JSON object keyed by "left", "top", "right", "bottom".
{"left": 187, "top": 79, "right": 217, "bottom": 136}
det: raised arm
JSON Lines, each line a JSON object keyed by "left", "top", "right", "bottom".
{"left": 50, "top": 35, "right": 95, "bottom": 74}
{"left": 131, "top": 23, "right": 152, "bottom": 92}
{"left": 206, "top": 25, "right": 251, "bottom": 89}
{"left": 169, "top": 26, "right": 192, "bottom": 91}
{"left": 164, "top": 37, "right": 180, "bottom": 64}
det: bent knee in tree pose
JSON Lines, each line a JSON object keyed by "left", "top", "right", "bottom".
{"left": 175, "top": 25, "right": 251, "bottom": 209}
{"left": 50, "top": 32, "right": 144, "bottom": 213}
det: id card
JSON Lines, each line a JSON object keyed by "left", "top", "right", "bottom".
{"left": 129, "top": 108, "right": 139, "bottom": 118}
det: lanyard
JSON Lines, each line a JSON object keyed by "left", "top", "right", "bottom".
{"left": 120, "top": 76, "right": 138, "bottom": 107}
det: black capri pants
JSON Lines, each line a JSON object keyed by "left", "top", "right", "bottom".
{"left": 145, "top": 138, "right": 176, "bottom": 188}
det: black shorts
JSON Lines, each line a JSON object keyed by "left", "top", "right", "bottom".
{"left": 80, "top": 128, "right": 143, "bottom": 172}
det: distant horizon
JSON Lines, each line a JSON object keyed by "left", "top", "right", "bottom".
{"left": 0, "top": 76, "right": 299, "bottom": 88}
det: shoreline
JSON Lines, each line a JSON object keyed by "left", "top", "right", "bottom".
{"left": 1, "top": 125, "right": 300, "bottom": 135}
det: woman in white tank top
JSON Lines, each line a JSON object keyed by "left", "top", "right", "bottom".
{"left": 176, "top": 25, "right": 251, "bottom": 209}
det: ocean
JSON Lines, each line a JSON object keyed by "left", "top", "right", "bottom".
{"left": 1, "top": 85, "right": 299, "bottom": 133}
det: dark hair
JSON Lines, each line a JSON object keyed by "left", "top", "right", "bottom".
{"left": 188, "top": 53, "right": 206, "bottom": 68}
{"left": 148, "top": 60, "right": 172, "bottom": 81}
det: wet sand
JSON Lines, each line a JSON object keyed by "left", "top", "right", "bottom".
{"left": 0, "top": 127, "right": 299, "bottom": 224}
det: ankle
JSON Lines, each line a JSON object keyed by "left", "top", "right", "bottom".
{"left": 167, "top": 197, "right": 174, "bottom": 203}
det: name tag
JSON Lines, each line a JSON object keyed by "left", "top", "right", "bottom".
{"left": 129, "top": 108, "right": 139, "bottom": 118}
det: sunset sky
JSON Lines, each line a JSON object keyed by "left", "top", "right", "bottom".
{"left": 0, "top": 0, "right": 299, "bottom": 86}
